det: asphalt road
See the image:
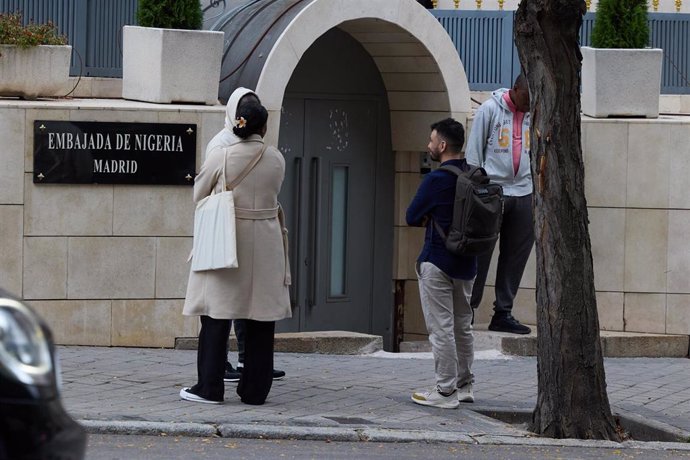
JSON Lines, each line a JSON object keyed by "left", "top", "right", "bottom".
{"left": 86, "top": 434, "right": 690, "bottom": 459}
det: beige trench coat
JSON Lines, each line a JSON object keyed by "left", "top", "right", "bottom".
{"left": 183, "top": 134, "right": 292, "bottom": 322}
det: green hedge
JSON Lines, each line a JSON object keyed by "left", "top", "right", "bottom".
{"left": 137, "top": 0, "right": 203, "bottom": 30}
{"left": 591, "top": 0, "right": 649, "bottom": 48}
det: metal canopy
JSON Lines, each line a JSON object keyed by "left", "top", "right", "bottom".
{"left": 210, "top": 0, "right": 313, "bottom": 103}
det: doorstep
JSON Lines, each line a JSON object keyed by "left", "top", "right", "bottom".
{"left": 400, "top": 325, "right": 690, "bottom": 358}
{"left": 175, "top": 330, "right": 383, "bottom": 355}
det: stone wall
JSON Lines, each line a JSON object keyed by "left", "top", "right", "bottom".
{"left": 4, "top": 99, "right": 688, "bottom": 346}
{"left": 0, "top": 99, "right": 224, "bottom": 347}
{"left": 399, "top": 115, "right": 690, "bottom": 339}
{"left": 579, "top": 116, "right": 690, "bottom": 334}
{"left": 393, "top": 151, "right": 426, "bottom": 342}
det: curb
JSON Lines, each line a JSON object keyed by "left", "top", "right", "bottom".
{"left": 175, "top": 331, "right": 383, "bottom": 355}
{"left": 79, "top": 419, "right": 690, "bottom": 451}
{"left": 80, "top": 420, "right": 219, "bottom": 437}
{"left": 470, "top": 405, "right": 690, "bottom": 444}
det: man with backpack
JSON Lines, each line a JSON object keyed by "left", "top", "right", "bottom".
{"left": 466, "top": 74, "right": 533, "bottom": 335}
{"left": 406, "top": 118, "right": 477, "bottom": 409}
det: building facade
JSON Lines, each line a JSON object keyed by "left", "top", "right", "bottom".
{"left": 1, "top": 0, "right": 689, "bottom": 350}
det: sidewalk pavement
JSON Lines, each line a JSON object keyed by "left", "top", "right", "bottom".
{"left": 59, "top": 346, "right": 690, "bottom": 451}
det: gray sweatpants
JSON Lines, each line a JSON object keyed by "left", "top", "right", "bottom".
{"left": 416, "top": 262, "right": 474, "bottom": 394}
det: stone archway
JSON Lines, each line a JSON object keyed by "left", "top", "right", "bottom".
{"left": 255, "top": 0, "right": 471, "bottom": 150}
{"left": 214, "top": 0, "right": 473, "bottom": 348}
{"left": 253, "top": 0, "right": 472, "bottom": 348}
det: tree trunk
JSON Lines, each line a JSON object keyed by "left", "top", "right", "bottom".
{"left": 514, "top": 0, "right": 620, "bottom": 440}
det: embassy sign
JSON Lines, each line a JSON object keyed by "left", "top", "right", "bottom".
{"left": 33, "top": 121, "right": 197, "bottom": 185}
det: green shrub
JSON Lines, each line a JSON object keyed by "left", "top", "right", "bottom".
{"left": 137, "top": 0, "right": 203, "bottom": 30}
{"left": 591, "top": 0, "right": 649, "bottom": 48}
{"left": 0, "top": 12, "right": 68, "bottom": 47}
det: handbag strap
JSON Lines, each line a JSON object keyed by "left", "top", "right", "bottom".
{"left": 220, "top": 142, "right": 268, "bottom": 191}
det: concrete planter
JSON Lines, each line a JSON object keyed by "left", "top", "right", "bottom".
{"left": 122, "top": 26, "right": 224, "bottom": 105}
{"left": 0, "top": 45, "right": 71, "bottom": 99}
{"left": 581, "top": 46, "right": 663, "bottom": 118}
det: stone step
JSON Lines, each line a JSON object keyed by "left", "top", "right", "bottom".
{"left": 400, "top": 324, "right": 690, "bottom": 358}
{"left": 176, "top": 330, "right": 383, "bottom": 355}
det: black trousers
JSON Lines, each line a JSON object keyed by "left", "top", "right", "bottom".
{"left": 234, "top": 319, "right": 246, "bottom": 364}
{"left": 191, "top": 315, "right": 230, "bottom": 402}
{"left": 470, "top": 194, "right": 535, "bottom": 315}
{"left": 236, "top": 320, "right": 275, "bottom": 405}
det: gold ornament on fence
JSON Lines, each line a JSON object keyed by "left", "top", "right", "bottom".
{"left": 585, "top": 0, "right": 592, "bottom": 10}
{"left": 498, "top": 0, "right": 504, "bottom": 9}
{"left": 454, "top": 0, "right": 460, "bottom": 8}
{"left": 432, "top": 0, "right": 438, "bottom": 8}
{"left": 652, "top": 0, "right": 659, "bottom": 11}
{"left": 676, "top": 0, "right": 682, "bottom": 12}
{"left": 476, "top": 0, "right": 482, "bottom": 9}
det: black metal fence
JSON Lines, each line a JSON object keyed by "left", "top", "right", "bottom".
{"left": 1, "top": 1, "right": 688, "bottom": 93}
{"left": 435, "top": 10, "right": 690, "bottom": 94}
{"left": 1, "top": 0, "right": 137, "bottom": 77}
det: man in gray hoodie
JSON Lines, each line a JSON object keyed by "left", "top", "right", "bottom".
{"left": 465, "top": 74, "right": 533, "bottom": 335}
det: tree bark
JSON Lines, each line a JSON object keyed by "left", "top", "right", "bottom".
{"left": 514, "top": 0, "right": 620, "bottom": 440}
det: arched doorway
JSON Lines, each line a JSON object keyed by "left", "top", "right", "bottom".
{"left": 276, "top": 28, "right": 393, "bottom": 339}
{"left": 212, "top": 0, "right": 472, "bottom": 349}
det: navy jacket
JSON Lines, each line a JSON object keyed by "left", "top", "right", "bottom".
{"left": 406, "top": 159, "right": 477, "bottom": 280}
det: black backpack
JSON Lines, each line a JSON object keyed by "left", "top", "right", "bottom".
{"left": 433, "top": 165, "right": 503, "bottom": 257}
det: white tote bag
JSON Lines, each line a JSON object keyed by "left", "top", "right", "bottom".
{"left": 191, "top": 189, "right": 238, "bottom": 271}
{"left": 191, "top": 145, "right": 266, "bottom": 272}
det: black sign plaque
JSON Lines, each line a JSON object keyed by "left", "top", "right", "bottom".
{"left": 33, "top": 120, "right": 197, "bottom": 185}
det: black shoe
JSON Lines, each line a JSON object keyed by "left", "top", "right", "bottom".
{"left": 272, "top": 369, "right": 286, "bottom": 381}
{"left": 223, "top": 362, "right": 242, "bottom": 383}
{"left": 228, "top": 364, "right": 285, "bottom": 381}
{"left": 488, "top": 313, "right": 531, "bottom": 334}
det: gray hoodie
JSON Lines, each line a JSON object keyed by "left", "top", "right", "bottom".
{"left": 465, "top": 88, "right": 532, "bottom": 197}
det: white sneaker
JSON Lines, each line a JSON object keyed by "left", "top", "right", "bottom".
{"left": 457, "top": 383, "right": 474, "bottom": 403}
{"left": 411, "top": 386, "right": 459, "bottom": 409}
{"left": 179, "top": 388, "right": 223, "bottom": 405}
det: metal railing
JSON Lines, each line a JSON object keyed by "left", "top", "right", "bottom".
{"left": 434, "top": 10, "right": 690, "bottom": 94}
{"left": 1, "top": 0, "right": 137, "bottom": 77}
{"left": 1, "top": 1, "right": 688, "bottom": 93}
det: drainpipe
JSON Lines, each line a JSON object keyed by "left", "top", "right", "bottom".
{"left": 393, "top": 280, "right": 406, "bottom": 352}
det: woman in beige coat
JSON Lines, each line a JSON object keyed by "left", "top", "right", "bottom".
{"left": 205, "top": 87, "right": 285, "bottom": 382}
{"left": 180, "top": 102, "right": 291, "bottom": 406}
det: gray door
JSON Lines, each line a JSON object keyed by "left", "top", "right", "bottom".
{"left": 278, "top": 97, "right": 378, "bottom": 332}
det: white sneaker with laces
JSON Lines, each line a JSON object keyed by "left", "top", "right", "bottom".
{"left": 457, "top": 383, "right": 474, "bottom": 403}
{"left": 179, "top": 388, "right": 223, "bottom": 405}
{"left": 411, "top": 386, "right": 459, "bottom": 409}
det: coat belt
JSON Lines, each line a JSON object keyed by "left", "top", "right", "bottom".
{"left": 235, "top": 206, "right": 279, "bottom": 220}
{"left": 235, "top": 204, "right": 291, "bottom": 287}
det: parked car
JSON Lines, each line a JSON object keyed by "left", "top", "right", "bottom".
{"left": 0, "top": 288, "right": 86, "bottom": 460}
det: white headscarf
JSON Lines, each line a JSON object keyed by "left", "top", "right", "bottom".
{"left": 204, "top": 87, "right": 258, "bottom": 160}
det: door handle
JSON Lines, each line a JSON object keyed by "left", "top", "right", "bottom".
{"left": 307, "top": 156, "right": 321, "bottom": 309}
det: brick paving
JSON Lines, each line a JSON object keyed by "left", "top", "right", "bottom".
{"left": 58, "top": 347, "right": 690, "bottom": 438}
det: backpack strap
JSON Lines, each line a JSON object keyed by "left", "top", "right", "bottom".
{"left": 440, "top": 164, "right": 489, "bottom": 181}
{"left": 432, "top": 219, "right": 448, "bottom": 240}
{"left": 465, "top": 165, "right": 490, "bottom": 183}
{"left": 431, "top": 165, "right": 463, "bottom": 240}
{"left": 439, "top": 164, "right": 462, "bottom": 176}
{"left": 432, "top": 164, "right": 486, "bottom": 240}
{"left": 225, "top": 143, "right": 267, "bottom": 191}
